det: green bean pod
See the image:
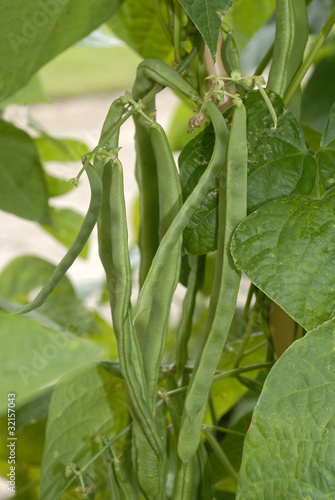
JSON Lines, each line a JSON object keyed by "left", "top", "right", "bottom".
{"left": 178, "top": 104, "right": 248, "bottom": 464}
{"left": 97, "top": 157, "right": 163, "bottom": 459}
{"left": 132, "top": 58, "right": 200, "bottom": 102}
{"left": 133, "top": 100, "right": 160, "bottom": 288}
{"left": 134, "top": 100, "right": 229, "bottom": 321}
{"left": 267, "top": 0, "right": 308, "bottom": 116}
{"left": 141, "top": 121, "right": 183, "bottom": 410}
{"left": 14, "top": 163, "right": 103, "bottom": 315}
{"left": 172, "top": 459, "right": 194, "bottom": 500}
{"left": 132, "top": 404, "right": 167, "bottom": 500}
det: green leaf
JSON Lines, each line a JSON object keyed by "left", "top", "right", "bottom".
{"left": 301, "top": 53, "right": 335, "bottom": 133}
{"left": 317, "top": 102, "right": 335, "bottom": 191}
{"left": 240, "top": 90, "right": 315, "bottom": 213}
{"left": 0, "top": 119, "right": 51, "bottom": 223}
{"left": 0, "top": 311, "right": 103, "bottom": 414}
{"left": 236, "top": 319, "right": 335, "bottom": 499}
{"left": 108, "top": 0, "right": 173, "bottom": 60}
{"left": 41, "top": 207, "right": 89, "bottom": 259}
{"left": 0, "top": 256, "right": 98, "bottom": 335}
{"left": 40, "top": 365, "right": 128, "bottom": 500}
{"left": 178, "top": 0, "right": 233, "bottom": 60}
{"left": 231, "top": 194, "right": 335, "bottom": 332}
{"left": 0, "top": 74, "right": 47, "bottom": 108}
{"left": 0, "top": 0, "right": 123, "bottom": 99}
{"left": 179, "top": 91, "right": 316, "bottom": 254}
{"left": 35, "top": 136, "right": 88, "bottom": 163}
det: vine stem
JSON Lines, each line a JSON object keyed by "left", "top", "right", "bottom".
{"left": 284, "top": 7, "right": 335, "bottom": 105}
{"left": 55, "top": 426, "right": 131, "bottom": 500}
{"left": 167, "top": 362, "right": 273, "bottom": 397}
{"left": 203, "top": 429, "right": 238, "bottom": 483}
{"left": 152, "top": 0, "right": 172, "bottom": 44}
{"left": 173, "top": 0, "right": 182, "bottom": 62}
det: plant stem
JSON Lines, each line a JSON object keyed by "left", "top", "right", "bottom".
{"left": 255, "top": 43, "right": 274, "bottom": 76}
{"left": 152, "top": 0, "right": 173, "bottom": 44}
{"left": 167, "top": 362, "right": 273, "bottom": 396}
{"left": 233, "top": 291, "right": 263, "bottom": 368}
{"left": 55, "top": 426, "right": 131, "bottom": 500}
{"left": 203, "top": 429, "right": 238, "bottom": 483}
{"left": 173, "top": 0, "right": 182, "bottom": 62}
{"left": 202, "top": 424, "right": 245, "bottom": 438}
{"left": 284, "top": 7, "right": 335, "bottom": 105}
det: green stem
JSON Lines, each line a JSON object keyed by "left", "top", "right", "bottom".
{"left": 152, "top": 0, "right": 172, "bottom": 44}
{"left": 167, "top": 362, "right": 273, "bottom": 397}
{"left": 173, "top": 0, "right": 182, "bottom": 62}
{"left": 255, "top": 43, "right": 274, "bottom": 76}
{"left": 203, "top": 429, "right": 238, "bottom": 483}
{"left": 55, "top": 426, "right": 131, "bottom": 500}
{"left": 202, "top": 424, "right": 245, "bottom": 438}
{"left": 284, "top": 7, "right": 335, "bottom": 106}
{"left": 243, "top": 282, "right": 256, "bottom": 321}
{"left": 242, "top": 339, "right": 268, "bottom": 358}
{"left": 233, "top": 291, "right": 263, "bottom": 368}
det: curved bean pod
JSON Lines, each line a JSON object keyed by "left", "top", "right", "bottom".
{"left": 178, "top": 104, "right": 248, "bottom": 464}
{"left": 132, "top": 58, "right": 200, "bottom": 102}
{"left": 14, "top": 163, "right": 103, "bottom": 315}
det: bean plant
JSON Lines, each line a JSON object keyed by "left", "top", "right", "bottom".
{"left": 1, "top": 0, "right": 335, "bottom": 498}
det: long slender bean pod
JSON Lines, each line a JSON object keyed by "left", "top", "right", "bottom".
{"left": 172, "top": 459, "right": 194, "bottom": 500}
{"left": 97, "top": 156, "right": 163, "bottom": 458}
{"left": 14, "top": 163, "right": 103, "bottom": 315}
{"left": 134, "top": 100, "right": 228, "bottom": 321}
{"left": 178, "top": 104, "right": 248, "bottom": 464}
{"left": 141, "top": 120, "right": 183, "bottom": 411}
{"left": 267, "top": 0, "right": 308, "bottom": 116}
{"left": 133, "top": 100, "right": 160, "bottom": 288}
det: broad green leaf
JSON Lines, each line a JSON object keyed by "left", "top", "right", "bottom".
{"left": 40, "top": 365, "right": 128, "bottom": 500}
{"left": 178, "top": 0, "right": 233, "bottom": 60}
{"left": 302, "top": 54, "right": 335, "bottom": 133}
{"left": 0, "top": 119, "right": 51, "bottom": 223}
{"left": 35, "top": 136, "right": 88, "bottom": 163}
{"left": 231, "top": 194, "right": 335, "bottom": 332}
{"left": 0, "top": 74, "right": 47, "bottom": 108}
{"left": 0, "top": 311, "right": 103, "bottom": 414}
{"left": 179, "top": 91, "right": 316, "bottom": 254}
{"left": 317, "top": 102, "right": 335, "bottom": 191}
{"left": 237, "top": 319, "right": 335, "bottom": 499}
{"left": 108, "top": 0, "right": 173, "bottom": 60}
{"left": 1, "top": 0, "right": 123, "bottom": 99}
{"left": 0, "top": 256, "right": 97, "bottom": 335}
{"left": 41, "top": 207, "right": 89, "bottom": 259}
